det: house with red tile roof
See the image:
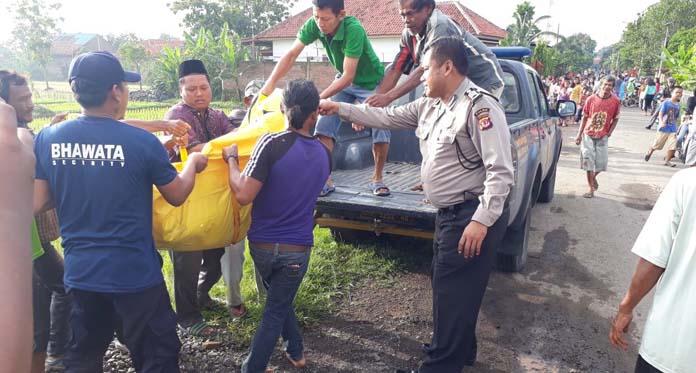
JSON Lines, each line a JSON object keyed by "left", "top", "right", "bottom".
{"left": 49, "top": 33, "right": 117, "bottom": 80}
{"left": 252, "top": 0, "right": 506, "bottom": 61}
{"left": 140, "top": 39, "right": 185, "bottom": 56}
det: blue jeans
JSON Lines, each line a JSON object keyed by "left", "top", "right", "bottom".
{"left": 314, "top": 84, "right": 390, "bottom": 144}
{"left": 242, "top": 244, "right": 311, "bottom": 373}
{"left": 677, "top": 123, "right": 690, "bottom": 148}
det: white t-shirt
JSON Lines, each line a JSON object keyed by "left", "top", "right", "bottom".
{"left": 632, "top": 167, "right": 696, "bottom": 373}
{"left": 685, "top": 127, "right": 695, "bottom": 167}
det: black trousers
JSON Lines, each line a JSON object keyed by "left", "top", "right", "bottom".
{"left": 420, "top": 201, "right": 509, "bottom": 373}
{"left": 33, "top": 241, "right": 71, "bottom": 354}
{"left": 168, "top": 248, "right": 224, "bottom": 326}
{"left": 635, "top": 355, "right": 664, "bottom": 373}
{"left": 64, "top": 282, "right": 181, "bottom": 373}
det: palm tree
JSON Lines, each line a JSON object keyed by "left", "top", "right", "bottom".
{"left": 502, "top": 1, "right": 562, "bottom": 48}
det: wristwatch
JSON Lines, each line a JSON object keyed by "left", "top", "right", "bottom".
{"left": 224, "top": 153, "right": 239, "bottom": 163}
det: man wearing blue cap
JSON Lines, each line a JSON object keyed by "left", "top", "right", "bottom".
{"left": 32, "top": 51, "right": 208, "bottom": 372}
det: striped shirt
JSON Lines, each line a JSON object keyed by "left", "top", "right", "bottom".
{"left": 392, "top": 9, "right": 504, "bottom": 93}
{"left": 242, "top": 131, "right": 331, "bottom": 246}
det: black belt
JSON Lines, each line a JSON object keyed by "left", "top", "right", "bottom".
{"left": 250, "top": 242, "right": 311, "bottom": 253}
{"left": 438, "top": 193, "right": 480, "bottom": 213}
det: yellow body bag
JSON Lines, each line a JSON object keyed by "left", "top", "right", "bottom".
{"left": 152, "top": 90, "right": 285, "bottom": 251}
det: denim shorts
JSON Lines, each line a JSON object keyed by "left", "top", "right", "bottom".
{"left": 314, "top": 84, "right": 391, "bottom": 144}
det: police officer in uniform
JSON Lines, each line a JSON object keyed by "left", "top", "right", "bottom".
{"left": 319, "top": 37, "right": 513, "bottom": 373}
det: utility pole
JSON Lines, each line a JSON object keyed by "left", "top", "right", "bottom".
{"left": 656, "top": 23, "right": 672, "bottom": 77}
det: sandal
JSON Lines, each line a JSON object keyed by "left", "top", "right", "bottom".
{"left": 369, "top": 182, "right": 391, "bottom": 197}
{"left": 183, "top": 321, "right": 216, "bottom": 337}
{"left": 583, "top": 191, "right": 594, "bottom": 198}
{"left": 593, "top": 179, "right": 599, "bottom": 191}
{"left": 319, "top": 185, "right": 335, "bottom": 197}
{"left": 285, "top": 352, "right": 306, "bottom": 368}
{"left": 228, "top": 303, "right": 248, "bottom": 318}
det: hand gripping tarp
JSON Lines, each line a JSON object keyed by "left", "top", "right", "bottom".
{"left": 152, "top": 90, "right": 285, "bottom": 251}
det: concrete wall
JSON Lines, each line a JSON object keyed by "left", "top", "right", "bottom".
{"left": 225, "top": 59, "right": 390, "bottom": 98}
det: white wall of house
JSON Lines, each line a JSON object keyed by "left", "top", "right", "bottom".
{"left": 270, "top": 36, "right": 401, "bottom": 63}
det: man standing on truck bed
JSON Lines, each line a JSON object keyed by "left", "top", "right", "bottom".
{"left": 363, "top": 0, "right": 505, "bottom": 111}
{"left": 259, "top": 0, "right": 392, "bottom": 197}
{"left": 320, "top": 37, "right": 513, "bottom": 373}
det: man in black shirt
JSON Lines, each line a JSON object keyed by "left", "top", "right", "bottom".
{"left": 662, "top": 77, "right": 676, "bottom": 99}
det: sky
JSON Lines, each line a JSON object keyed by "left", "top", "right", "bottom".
{"left": 0, "top": 0, "right": 659, "bottom": 49}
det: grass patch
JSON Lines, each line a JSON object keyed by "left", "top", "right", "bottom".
{"left": 52, "top": 226, "right": 416, "bottom": 345}
{"left": 32, "top": 99, "right": 242, "bottom": 128}
{"left": 159, "top": 227, "right": 409, "bottom": 345}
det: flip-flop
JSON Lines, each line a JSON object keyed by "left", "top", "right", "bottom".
{"left": 593, "top": 179, "right": 599, "bottom": 191}
{"left": 583, "top": 192, "right": 594, "bottom": 198}
{"left": 182, "top": 321, "right": 216, "bottom": 337}
{"left": 319, "top": 185, "right": 335, "bottom": 197}
{"left": 369, "top": 182, "right": 391, "bottom": 197}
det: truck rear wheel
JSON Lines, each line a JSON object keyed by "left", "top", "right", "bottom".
{"left": 496, "top": 205, "right": 530, "bottom": 272}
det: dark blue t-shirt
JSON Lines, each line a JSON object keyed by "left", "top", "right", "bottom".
{"left": 34, "top": 116, "right": 177, "bottom": 293}
{"left": 659, "top": 101, "right": 680, "bottom": 133}
{"left": 243, "top": 131, "right": 331, "bottom": 246}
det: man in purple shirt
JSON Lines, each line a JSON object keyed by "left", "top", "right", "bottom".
{"left": 164, "top": 60, "right": 240, "bottom": 336}
{"left": 165, "top": 60, "right": 234, "bottom": 162}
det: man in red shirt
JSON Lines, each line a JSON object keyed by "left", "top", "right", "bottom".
{"left": 575, "top": 76, "right": 621, "bottom": 198}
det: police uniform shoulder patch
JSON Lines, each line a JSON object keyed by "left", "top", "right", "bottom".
{"left": 476, "top": 107, "right": 493, "bottom": 131}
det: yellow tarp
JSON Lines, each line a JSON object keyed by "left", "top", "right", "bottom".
{"left": 152, "top": 90, "right": 285, "bottom": 251}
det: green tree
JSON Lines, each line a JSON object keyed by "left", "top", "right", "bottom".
{"left": 613, "top": 0, "right": 696, "bottom": 73}
{"left": 532, "top": 41, "right": 560, "bottom": 77}
{"left": 184, "top": 24, "right": 248, "bottom": 100}
{"left": 667, "top": 27, "right": 696, "bottom": 55}
{"left": 169, "top": 0, "right": 296, "bottom": 40}
{"left": 104, "top": 33, "right": 140, "bottom": 50}
{"left": 663, "top": 44, "right": 696, "bottom": 89}
{"left": 118, "top": 41, "right": 150, "bottom": 91}
{"left": 9, "top": 0, "right": 62, "bottom": 89}
{"left": 555, "top": 33, "right": 597, "bottom": 74}
{"left": 148, "top": 24, "right": 248, "bottom": 100}
{"left": 158, "top": 33, "right": 179, "bottom": 42}
{"left": 500, "top": 1, "right": 561, "bottom": 48}
{"left": 0, "top": 45, "right": 30, "bottom": 73}
{"left": 148, "top": 46, "right": 184, "bottom": 100}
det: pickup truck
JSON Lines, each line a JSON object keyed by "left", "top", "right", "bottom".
{"left": 314, "top": 47, "right": 576, "bottom": 272}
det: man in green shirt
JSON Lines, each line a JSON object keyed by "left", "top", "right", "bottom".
{"left": 260, "top": 0, "right": 391, "bottom": 197}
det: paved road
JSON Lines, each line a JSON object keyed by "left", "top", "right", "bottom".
{"left": 475, "top": 107, "right": 687, "bottom": 372}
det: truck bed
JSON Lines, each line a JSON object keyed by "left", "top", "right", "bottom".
{"left": 316, "top": 162, "right": 437, "bottom": 231}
